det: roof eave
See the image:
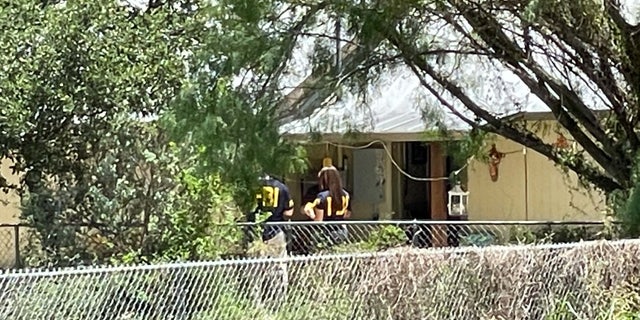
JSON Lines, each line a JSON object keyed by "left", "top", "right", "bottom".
{"left": 283, "top": 130, "right": 468, "bottom": 144}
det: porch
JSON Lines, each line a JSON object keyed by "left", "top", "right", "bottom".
{"left": 283, "top": 136, "right": 464, "bottom": 223}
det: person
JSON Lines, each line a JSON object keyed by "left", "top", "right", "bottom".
{"left": 255, "top": 174, "right": 294, "bottom": 245}
{"left": 252, "top": 174, "right": 294, "bottom": 308}
{"left": 303, "top": 166, "right": 351, "bottom": 245}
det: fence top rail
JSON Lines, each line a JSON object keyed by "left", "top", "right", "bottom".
{"left": 0, "top": 238, "right": 635, "bottom": 280}
{"left": 233, "top": 220, "right": 613, "bottom": 227}
{"left": 0, "top": 222, "right": 145, "bottom": 228}
{"left": 0, "top": 220, "right": 614, "bottom": 228}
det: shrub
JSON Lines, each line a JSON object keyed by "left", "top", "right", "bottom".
{"left": 327, "top": 224, "right": 407, "bottom": 254}
{"left": 507, "top": 224, "right": 616, "bottom": 246}
{"left": 366, "top": 225, "right": 407, "bottom": 249}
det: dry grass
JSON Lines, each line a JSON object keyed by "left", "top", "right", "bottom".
{"left": 347, "top": 241, "right": 640, "bottom": 319}
{"left": 1, "top": 239, "right": 640, "bottom": 320}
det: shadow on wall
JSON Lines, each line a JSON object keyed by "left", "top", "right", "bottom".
{"left": 0, "top": 157, "right": 21, "bottom": 224}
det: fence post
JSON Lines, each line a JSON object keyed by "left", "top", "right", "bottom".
{"left": 13, "top": 225, "right": 21, "bottom": 269}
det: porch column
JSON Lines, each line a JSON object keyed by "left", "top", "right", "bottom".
{"left": 380, "top": 141, "right": 394, "bottom": 220}
{"left": 429, "top": 142, "right": 448, "bottom": 247}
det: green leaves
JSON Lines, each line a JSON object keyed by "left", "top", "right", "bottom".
{"left": 0, "top": 0, "right": 220, "bottom": 265}
{"left": 0, "top": 0, "right": 206, "bottom": 177}
{"left": 3, "top": 0, "right": 316, "bottom": 265}
{"left": 165, "top": 1, "right": 311, "bottom": 211}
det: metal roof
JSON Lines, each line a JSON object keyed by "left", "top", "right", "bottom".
{"left": 279, "top": 61, "right": 607, "bottom": 138}
{"left": 280, "top": 72, "right": 468, "bottom": 136}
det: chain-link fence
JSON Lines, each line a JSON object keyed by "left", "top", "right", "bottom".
{"left": 0, "top": 224, "right": 25, "bottom": 269}
{"left": 242, "top": 220, "right": 620, "bottom": 256}
{"left": 0, "top": 223, "right": 147, "bottom": 270}
{"left": 0, "top": 238, "right": 638, "bottom": 319}
{"left": 0, "top": 220, "right": 622, "bottom": 269}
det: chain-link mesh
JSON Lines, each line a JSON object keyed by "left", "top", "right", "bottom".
{"left": 242, "top": 220, "right": 620, "bottom": 256}
{"left": 0, "top": 221, "right": 622, "bottom": 269}
{"left": 0, "top": 238, "right": 638, "bottom": 320}
{"left": 0, "top": 225, "right": 21, "bottom": 268}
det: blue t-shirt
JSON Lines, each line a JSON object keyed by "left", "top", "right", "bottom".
{"left": 255, "top": 178, "right": 294, "bottom": 241}
{"left": 309, "top": 189, "right": 352, "bottom": 221}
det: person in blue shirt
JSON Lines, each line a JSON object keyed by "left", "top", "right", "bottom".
{"left": 251, "top": 174, "right": 293, "bottom": 307}
{"left": 255, "top": 174, "right": 294, "bottom": 243}
{"left": 303, "top": 166, "right": 351, "bottom": 245}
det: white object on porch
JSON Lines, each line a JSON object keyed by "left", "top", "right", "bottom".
{"left": 447, "top": 182, "right": 469, "bottom": 216}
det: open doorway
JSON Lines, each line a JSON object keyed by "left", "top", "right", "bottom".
{"left": 402, "top": 142, "right": 430, "bottom": 219}
{"left": 399, "top": 141, "right": 464, "bottom": 220}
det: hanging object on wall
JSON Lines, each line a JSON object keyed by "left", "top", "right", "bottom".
{"left": 553, "top": 133, "right": 570, "bottom": 149}
{"left": 322, "top": 157, "right": 333, "bottom": 167}
{"left": 322, "top": 143, "right": 333, "bottom": 167}
{"left": 488, "top": 144, "right": 506, "bottom": 182}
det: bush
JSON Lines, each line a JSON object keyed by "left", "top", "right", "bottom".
{"left": 19, "top": 128, "right": 246, "bottom": 267}
{"left": 506, "top": 224, "right": 617, "bottom": 246}
{"left": 327, "top": 224, "right": 407, "bottom": 254}
{"left": 366, "top": 225, "right": 407, "bottom": 249}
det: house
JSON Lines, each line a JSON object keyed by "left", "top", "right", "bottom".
{"left": 281, "top": 104, "right": 606, "bottom": 222}
{"left": 275, "top": 30, "right": 607, "bottom": 222}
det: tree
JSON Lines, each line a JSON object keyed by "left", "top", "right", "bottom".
{"left": 381, "top": 0, "right": 639, "bottom": 195}
{"left": 0, "top": 0, "right": 299, "bottom": 265}
{"left": 164, "top": 1, "right": 314, "bottom": 209}
{"left": 263, "top": 0, "right": 640, "bottom": 198}
{"left": 0, "top": 0, "right": 208, "bottom": 265}
{"left": 0, "top": 0, "right": 202, "bottom": 184}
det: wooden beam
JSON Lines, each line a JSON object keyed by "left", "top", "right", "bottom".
{"left": 429, "top": 142, "right": 447, "bottom": 220}
{"left": 429, "top": 142, "right": 448, "bottom": 247}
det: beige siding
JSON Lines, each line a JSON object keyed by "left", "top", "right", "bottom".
{"left": 467, "top": 120, "right": 606, "bottom": 221}
{"left": 0, "top": 158, "right": 23, "bottom": 267}
{"left": 467, "top": 138, "right": 528, "bottom": 220}
{"left": 0, "top": 158, "right": 21, "bottom": 224}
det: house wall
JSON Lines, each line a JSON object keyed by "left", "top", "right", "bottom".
{"left": 0, "top": 158, "right": 21, "bottom": 223}
{"left": 0, "top": 157, "right": 24, "bottom": 268}
{"left": 466, "top": 120, "right": 607, "bottom": 221}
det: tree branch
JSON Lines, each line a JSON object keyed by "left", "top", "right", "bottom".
{"left": 531, "top": 24, "right": 640, "bottom": 150}
{"left": 381, "top": 25, "right": 623, "bottom": 192}
{"left": 451, "top": 2, "right": 631, "bottom": 187}
{"left": 604, "top": 0, "right": 640, "bottom": 100}
{"left": 256, "top": 3, "right": 328, "bottom": 105}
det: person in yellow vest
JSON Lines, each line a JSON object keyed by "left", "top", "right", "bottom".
{"left": 303, "top": 166, "right": 351, "bottom": 245}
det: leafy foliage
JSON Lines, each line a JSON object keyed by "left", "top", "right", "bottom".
{"left": 0, "top": 0, "right": 213, "bottom": 265}
{"left": 506, "top": 224, "right": 618, "bottom": 245}
{"left": 608, "top": 152, "right": 640, "bottom": 236}
{"left": 19, "top": 120, "right": 246, "bottom": 266}
{"left": 328, "top": 225, "right": 407, "bottom": 253}
{"left": 0, "top": 0, "right": 307, "bottom": 266}
{"left": 363, "top": 225, "right": 407, "bottom": 249}
{"left": 164, "top": 1, "right": 312, "bottom": 210}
